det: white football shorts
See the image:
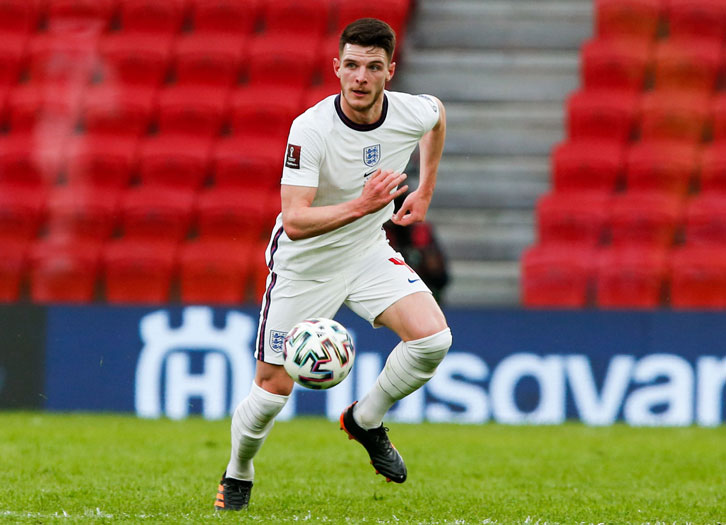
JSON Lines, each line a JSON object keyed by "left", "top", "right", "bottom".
{"left": 254, "top": 241, "right": 432, "bottom": 365}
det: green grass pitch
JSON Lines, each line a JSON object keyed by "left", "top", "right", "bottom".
{"left": 1, "top": 413, "right": 725, "bottom": 524}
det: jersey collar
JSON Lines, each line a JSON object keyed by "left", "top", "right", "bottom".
{"left": 335, "top": 93, "right": 388, "bottom": 131}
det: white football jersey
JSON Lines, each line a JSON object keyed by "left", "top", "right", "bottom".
{"left": 265, "top": 90, "right": 441, "bottom": 280}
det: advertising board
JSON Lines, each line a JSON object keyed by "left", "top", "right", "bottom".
{"left": 0, "top": 306, "right": 45, "bottom": 409}
{"left": 43, "top": 306, "right": 726, "bottom": 426}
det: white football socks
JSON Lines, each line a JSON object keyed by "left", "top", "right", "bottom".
{"left": 226, "top": 382, "right": 289, "bottom": 481}
{"left": 353, "top": 328, "right": 452, "bottom": 430}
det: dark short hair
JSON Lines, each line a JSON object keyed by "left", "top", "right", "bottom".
{"left": 339, "top": 18, "right": 396, "bottom": 62}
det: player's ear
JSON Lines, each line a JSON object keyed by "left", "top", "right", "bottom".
{"left": 333, "top": 57, "right": 342, "bottom": 78}
{"left": 387, "top": 61, "right": 396, "bottom": 82}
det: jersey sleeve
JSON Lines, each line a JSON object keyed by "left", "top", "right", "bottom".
{"left": 280, "top": 118, "right": 324, "bottom": 188}
{"left": 413, "top": 94, "right": 441, "bottom": 135}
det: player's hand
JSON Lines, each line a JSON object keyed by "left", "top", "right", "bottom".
{"left": 360, "top": 169, "right": 408, "bottom": 214}
{"left": 391, "top": 189, "right": 430, "bottom": 226}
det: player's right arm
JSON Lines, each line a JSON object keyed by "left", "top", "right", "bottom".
{"left": 281, "top": 169, "right": 408, "bottom": 241}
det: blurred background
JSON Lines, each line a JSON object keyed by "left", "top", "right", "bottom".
{"left": 3, "top": 0, "right": 726, "bottom": 425}
{"left": 4, "top": 0, "right": 726, "bottom": 310}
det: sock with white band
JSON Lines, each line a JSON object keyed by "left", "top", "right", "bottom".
{"left": 226, "top": 382, "right": 289, "bottom": 481}
{"left": 353, "top": 327, "right": 452, "bottom": 430}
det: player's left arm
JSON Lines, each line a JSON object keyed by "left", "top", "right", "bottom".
{"left": 391, "top": 96, "right": 446, "bottom": 227}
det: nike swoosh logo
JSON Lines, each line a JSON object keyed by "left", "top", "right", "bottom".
{"left": 408, "top": 278, "right": 420, "bottom": 283}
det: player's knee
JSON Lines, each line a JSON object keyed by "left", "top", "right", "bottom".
{"left": 406, "top": 327, "right": 452, "bottom": 370}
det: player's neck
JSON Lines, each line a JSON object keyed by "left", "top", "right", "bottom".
{"left": 339, "top": 94, "right": 385, "bottom": 125}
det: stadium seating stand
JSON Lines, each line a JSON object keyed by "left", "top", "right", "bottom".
{"left": 595, "top": 244, "right": 668, "bottom": 308}
{"left": 669, "top": 245, "right": 726, "bottom": 308}
{"left": 536, "top": 191, "right": 611, "bottom": 246}
{"left": 566, "top": 89, "right": 639, "bottom": 142}
{"left": 120, "top": 185, "right": 195, "bottom": 242}
{"left": 0, "top": 238, "right": 27, "bottom": 302}
{"left": 28, "top": 238, "right": 102, "bottom": 303}
{"left": 179, "top": 238, "right": 255, "bottom": 304}
{"left": 521, "top": 243, "right": 596, "bottom": 307}
{"left": 624, "top": 140, "right": 699, "bottom": 195}
{"left": 595, "top": 0, "right": 664, "bottom": 41}
{"left": 551, "top": 140, "right": 624, "bottom": 193}
{"left": 103, "top": 237, "right": 177, "bottom": 304}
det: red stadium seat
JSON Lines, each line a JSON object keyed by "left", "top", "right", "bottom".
{"left": 263, "top": 0, "right": 332, "bottom": 38}
{"left": 699, "top": 141, "right": 726, "bottom": 193}
{"left": 98, "top": 33, "right": 174, "bottom": 87}
{"left": 227, "top": 85, "right": 302, "bottom": 142}
{"left": 625, "top": 140, "right": 699, "bottom": 195}
{"left": 639, "top": 90, "right": 710, "bottom": 142}
{"left": 137, "top": 135, "right": 212, "bottom": 190}
{"left": 120, "top": 186, "right": 195, "bottom": 241}
{"left": 521, "top": 243, "right": 596, "bottom": 308}
{"left": 211, "top": 135, "right": 284, "bottom": 189}
{"left": 45, "top": 186, "right": 120, "bottom": 241}
{"left": 303, "top": 85, "right": 339, "bottom": 109}
{"left": 595, "top": 245, "right": 668, "bottom": 308}
{"left": 566, "top": 90, "right": 639, "bottom": 142}
{"left": 47, "top": 0, "right": 118, "bottom": 25}
{"left": 709, "top": 94, "right": 726, "bottom": 141}
{"left": 551, "top": 140, "right": 624, "bottom": 193}
{"left": 669, "top": 245, "right": 726, "bottom": 308}
{"left": 0, "top": 238, "right": 27, "bottom": 301}
{"left": 536, "top": 192, "right": 611, "bottom": 246}
{"left": 173, "top": 33, "right": 247, "bottom": 88}
{"left": 157, "top": 85, "right": 229, "bottom": 138}
{"left": 581, "top": 38, "right": 653, "bottom": 92}
{"left": 316, "top": 34, "right": 341, "bottom": 89}
{"left": 251, "top": 239, "right": 271, "bottom": 304}
{"left": 117, "top": 0, "right": 188, "bottom": 35}
{"left": 197, "top": 186, "right": 276, "bottom": 242}
{"left": 189, "top": 0, "right": 262, "bottom": 36}
{"left": 247, "top": 33, "right": 318, "bottom": 89}
{"left": 595, "top": 0, "right": 664, "bottom": 41}
{"left": 609, "top": 191, "right": 682, "bottom": 247}
{"left": 65, "top": 134, "right": 138, "bottom": 189}
{"left": 27, "top": 30, "right": 99, "bottom": 86}
{"left": 0, "top": 134, "right": 62, "bottom": 188}
{"left": 82, "top": 85, "right": 156, "bottom": 137}
{"left": 103, "top": 237, "right": 177, "bottom": 304}
{"left": 28, "top": 238, "right": 102, "bottom": 303}
{"left": 666, "top": 0, "right": 726, "bottom": 44}
{"left": 0, "top": 34, "right": 28, "bottom": 87}
{"left": 684, "top": 193, "right": 726, "bottom": 246}
{"left": 0, "top": 86, "right": 6, "bottom": 128}
{"left": 7, "top": 83, "right": 80, "bottom": 135}
{"left": 0, "top": 0, "right": 43, "bottom": 35}
{"left": 335, "top": 0, "right": 411, "bottom": 36}
{"left": 0, "top": 185, "right": 46, "bottom": 241}
{"left": 179, "top": 238, "right": 255, "bottom": 304}
{"left": 653, "top": 38, "right": 722, "bottom": 93}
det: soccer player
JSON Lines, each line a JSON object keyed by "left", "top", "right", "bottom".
{"left": 214, "top": 17, "right": 451, "bottom": 511}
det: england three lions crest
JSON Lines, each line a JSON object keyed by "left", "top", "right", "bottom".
{"left": 270, "top": 330, "right": 287, "bottom": 354}
{"left": 363, "top": 144, "right": 381, "bottom": 167}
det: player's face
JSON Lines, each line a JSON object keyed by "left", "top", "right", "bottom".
{"left": 334, "top": 44, "right": 395, "bottom": 122}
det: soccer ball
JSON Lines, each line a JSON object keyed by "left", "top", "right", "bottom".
{"left": 282, "top": 318, "right": 356, "bottom": 390}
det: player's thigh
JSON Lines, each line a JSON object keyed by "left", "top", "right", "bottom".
{"left": 255, "top": 272, "right": 346, "bottom": 366}
{"left": 374, "top": 291, "right": 448, "bottom": 342}
{"left": 345, "top": 243, "right": 445, "bottom": 339}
